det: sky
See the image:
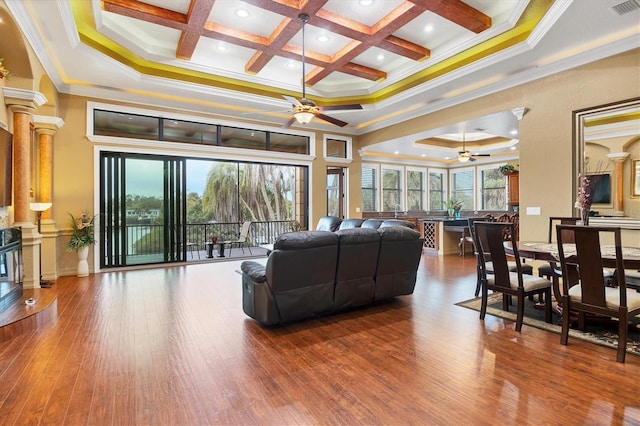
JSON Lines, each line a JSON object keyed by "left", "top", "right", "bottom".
{"left": 124, "top": 158, "right": 214, "bottom": 197}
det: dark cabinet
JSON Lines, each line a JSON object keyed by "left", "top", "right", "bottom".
{"left": 507, "top": 172, "right": 519, "bottom": 206}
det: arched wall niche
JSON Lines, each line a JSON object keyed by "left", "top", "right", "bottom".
{"left": 0, "top": 7, "right": 33, "bottom": 81}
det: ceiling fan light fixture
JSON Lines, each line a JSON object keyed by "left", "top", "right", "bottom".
{"left": 294, "top": 111, "right": 314, "bottom": 124}
{"left": 458, "top": 152, "right": 471, "bottom": 162}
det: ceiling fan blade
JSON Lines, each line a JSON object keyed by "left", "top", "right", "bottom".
{"left": 469, "top": 157, "right": 477, "bottom": 162}
{"left": 282, "top": 116, "right": 297, "bottom": 129}
{"left": 318, "top": 104, "right": 363, "bottom": 111}
{"left": 315, "top": 113, "right": 348, "bottom": 127}
{"left": 283, "top": 95, "right": 302, "bottom": 107}
{"left": 472, "top": 154, "right": 491, "bottom": 157}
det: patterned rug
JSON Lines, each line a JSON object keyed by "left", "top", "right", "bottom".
{"left": 456, "top": 293, "right": 640, "bottom": 357}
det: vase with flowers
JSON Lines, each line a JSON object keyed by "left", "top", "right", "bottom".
{"left": 67, "top": 211, "right": 97, "bottom": 276}
{"left": 575, "top": 173, "right": 592, "bottom": 225}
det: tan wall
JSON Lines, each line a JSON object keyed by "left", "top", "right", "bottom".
{"left": 357, "top": 49, "right": 640, "bottom": 242}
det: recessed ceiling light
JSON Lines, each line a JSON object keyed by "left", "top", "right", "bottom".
{"left": 217, "top": 45, "right": 227, "bottom": 51}
{"left": 424, "top": 24, "right": 434, "bottom": 32}
{"left": 286, "top": 61, "right": 297, "bottom": 69}
{"left": 317, "top": 35, "right": 329, "bottom": 42}
{"left": 510, "top": 146, "right": 517, "bottom": 150}
{"left": 421, "top": 154, "right": 426, "bottom": 157}
{"left": 236, "top": 9, "right": 249, "bottom": 18}
{"left": 510, "top": 129, "right": 518, "bottom": 135}
{"left": 359, "top": 0, "right": 374, "bottom": 6}
{"left": 377, "top": 54, "right": 384, "bottom": 61}
{"left": 394, "top": 151, "right": 399, "bottom": 155}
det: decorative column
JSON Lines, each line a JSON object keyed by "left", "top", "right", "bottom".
{"left": 33, "top": 116, "right": 64, "bottom": 283}
{"left": 607, "top": 152, "right": 629, "bottom": 215}
{"left": 4, "top": 88, "right": 47, "bottom": 289}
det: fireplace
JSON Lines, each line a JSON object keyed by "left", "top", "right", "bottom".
{"left": 0, "top": 228, "right": 22, "bottom": 314}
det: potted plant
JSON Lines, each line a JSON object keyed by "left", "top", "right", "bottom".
{"left": 446, "top": 198, "right": 463, "bottom": 217}
{"left": 498, "top": 164, "right": 517, "bottom": 175}
{"left": 67, "top": 211, "right": 97, "bottom": 277}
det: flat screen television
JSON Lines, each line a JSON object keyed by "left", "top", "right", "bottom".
{"left": 587, "top": 173, "right": 611, "bottom": 204}
{"left": 0, "top": 128, "right": 12, "bottom": 207}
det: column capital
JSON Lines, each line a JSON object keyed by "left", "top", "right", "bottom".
{"left": 33, "top": 115, "right": 65, "bottom": 135}
{"left": 3, "top": 87, "right": 47, "bottom": 112}
{"left": 607, "top": 152, "right": 630, "bottom": 163}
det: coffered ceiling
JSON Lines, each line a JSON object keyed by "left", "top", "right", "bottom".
{"left": 4, "top": 0, "right": 640, "bottom": 164}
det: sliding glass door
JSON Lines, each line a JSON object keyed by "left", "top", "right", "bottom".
{"left": 100, "top": 153, "right": 186, "bottom": 267}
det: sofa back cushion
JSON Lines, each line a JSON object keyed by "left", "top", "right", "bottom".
{"left": 316, "top": 216, "right": 341, "bottom": 232}
{"left": 267, "top": 231, "right": 338, "bottom": 323}
{"left": 334, "top": 228, "right": 380, "bottom": 310}
{"left": 375, "top": 226, "right": 423, "bottom": 299}
{"left": 338, "top": 218, "right": 364, "bottom": 230}
{"left": 361, "top": 218, "right": 384, "bottom": 229}
{"left": 380, "top": 219, "right": 415, "bottom": 229}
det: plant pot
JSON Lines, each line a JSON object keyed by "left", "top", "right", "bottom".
{"left": 77, "top": 246, "right": 89, "bottom": 277}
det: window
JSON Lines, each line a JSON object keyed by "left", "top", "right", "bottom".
{"left": 361, "top": 165, "right": 377, "bottom": 211}
{"left": 92, "top": 108, "right": 310, "bottom": 154}
{"left": 428, "top": 170, "right": 447, "bottom": 210}
{"left": 323, "top": 135, "right": 352, "bottom": 163}
{"left": 406, "top": 169, "right": 424, "bottom": 210}
{"left": 382, "top": 167, "right": 402, "bottom": 211}
{"left": 450, "top": 169, "right": 474, "bottom": 210}
{"left": 479, "top": 166, "right": 506, "bottom": 210}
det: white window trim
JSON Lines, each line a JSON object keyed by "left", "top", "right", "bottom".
{"left": 476, "top": 164, "right": 507, "bottom": 211}
{"left": 405, "top": 166, "right": 427, "bottom": 211}
{"left": 427, "top": 167, "right": 448, "bottom": 211}
{"left": 323, "top": 134, "right": 353, "bottom": 164}
{"left": 361, "top": 162, "right": 380, "bottom": 212}
{"left": 450, "top": 167, "right": 476, "bottom": 211}
{"left": 381, "top": 165, "right": 405, "bottom": 212}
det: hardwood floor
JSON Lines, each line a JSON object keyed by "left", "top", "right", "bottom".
{"left": 0, "top": 253, "right": 639, "bottom": 425}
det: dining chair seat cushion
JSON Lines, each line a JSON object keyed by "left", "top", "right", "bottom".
{"left": 486, "top": 261, "right": 533, "bottom": 275}
{"left": 487, "top": 272, "right": 551, "bottom": 292}
{"left": 567, "top": 285, "right": 640, "bottom": 310}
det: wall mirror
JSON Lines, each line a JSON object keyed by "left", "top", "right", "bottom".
{"left": 573, "top": 97, "right": 640, "bottom": 216}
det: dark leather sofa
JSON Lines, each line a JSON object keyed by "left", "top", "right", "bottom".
{"left": 316, "top": 215, "right": 415, "bottom": 231}
{"left": 240, "top": 226, "right": 424, "bottom": 325}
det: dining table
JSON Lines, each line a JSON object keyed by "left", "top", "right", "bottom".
{"left": 506, "top": 241, "right": 640, "bottom": 305}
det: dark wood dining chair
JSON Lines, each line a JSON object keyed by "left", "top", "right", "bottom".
{"left": 556, "top": 225, "right": 640, "bottom": 363}
{"left": 469, "top": 216, "right": 533, "bottom": 297}
{"left": 473, "top": 221, "right": 552, "bottom": 332}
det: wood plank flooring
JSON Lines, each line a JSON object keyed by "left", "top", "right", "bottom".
{"left": 0, "top": 253, "right": 639, "bottom": 425}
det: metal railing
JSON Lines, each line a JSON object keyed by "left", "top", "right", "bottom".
{"left": 127, "top": 220, "right": 299, "bottom": 256}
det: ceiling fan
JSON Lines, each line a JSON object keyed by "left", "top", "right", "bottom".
{"left": 458, "top": 133, "right": 491, "bottom": 162}
{"left": 282, "top": 14, "right": 363, "bottom": 128}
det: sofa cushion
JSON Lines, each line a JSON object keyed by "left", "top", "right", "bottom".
{"left": 380, "top": 219, "right": 415, "bottom": 229}
{"left": 274, "top": 230, "right": 337, "bottom": 250}
{"left": 334, "top": 228, "right": 380, "bottom": 310}
{"left": 361, "top": 219, "right": 384, "bottom": 229}
{"left": 316, "top": 216, "right": 341, "bottom": 232}
{"left": 338, "top": 218, "right": 364, "bottom": 230}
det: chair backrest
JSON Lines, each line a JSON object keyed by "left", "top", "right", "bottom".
{"left": 474, "top": 221, "right": 524, "bottom": 289}
{"left": 467, "top": 216, "right": 495, "bottom": 255}
{"left": 556, "top": 225, "right": 627, "bottom": 308}
{"left": 316, "top": 216, "right": 341, "bottom": 232}
{"left": 547, "top": 217, "right": 580, "bottom": 243}
{"left": 238, "top": 221, "right": 252, "bottom": 242}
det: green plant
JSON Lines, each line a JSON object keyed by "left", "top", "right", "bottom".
{"left": 67, "top": 211, "right": 97, "bottom": 252}
{"left": 446, "top": 198, "right": 463, "bottom": 211}
{"left": 498, "top": 164, "right": 517, "bottom": 174}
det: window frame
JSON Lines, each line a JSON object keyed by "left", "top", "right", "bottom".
{"left": 381, "top": 165, "right": 404, "bottom": 212}
{"left": 476, "top": 164, "right": 507, "bottom": 211}
{"left": 450, "top": 167, "right": 476, "bottom": 211}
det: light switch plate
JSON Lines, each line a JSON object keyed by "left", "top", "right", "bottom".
{"left": 526, "top": 207, "right": 541, "bottom": 215}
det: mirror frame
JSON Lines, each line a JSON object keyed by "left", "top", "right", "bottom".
{"left": 633, "top": 159, "right": 640, "bottom": 198}
{"left": 572, "top": 97, "right": 640, "bottom": 213}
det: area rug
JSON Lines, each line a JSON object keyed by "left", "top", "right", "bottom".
{"left": 456, "top": 293, "right": 640, "bottom": 357}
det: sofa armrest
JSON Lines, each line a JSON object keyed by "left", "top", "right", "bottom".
{"left": 241, "top": 261, "right": 267, "bottom": 283}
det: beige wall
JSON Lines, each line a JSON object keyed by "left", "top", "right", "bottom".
{"left": 357, "top": 49, "right": 640, "bottom": 242}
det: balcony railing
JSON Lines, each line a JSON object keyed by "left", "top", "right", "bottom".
{"left": 125, "top": 220, "right": 299, "bottom": 259}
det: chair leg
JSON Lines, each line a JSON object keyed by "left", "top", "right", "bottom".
{"left": 560, "top": 296, "right": 570, "bottom": 345}
{"left": 479, "top": 285, "right": 488, "bottom": 320}
{"left": 544, "top": 288, "right": 552, "bottom": 324}
{"left": 515, "top": 294, "right": 524, "bottom": 332}
{"left": 617, "top": 307, "right": 628, "bottom": 363}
